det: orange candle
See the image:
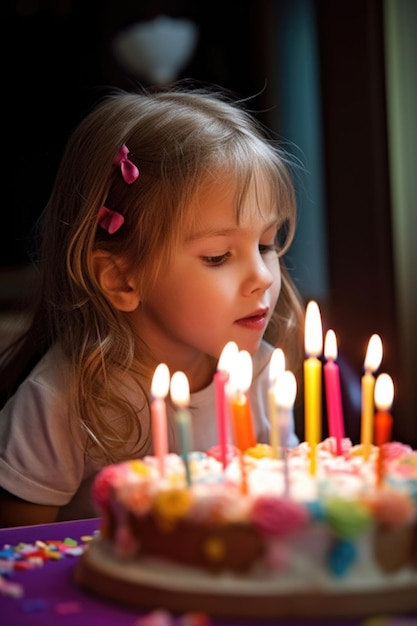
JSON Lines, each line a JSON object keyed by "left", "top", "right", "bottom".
{"left": 374, "top": 373, "right": 394, "bottom": 486}
{"left": 304, "top": 301, "right": 323, "bottom": 476}
{"left": 229, "top": 350, "right": 256, "bottom": 452}
{"left": 361, "top": 334, "right": 383, "bottom": 460}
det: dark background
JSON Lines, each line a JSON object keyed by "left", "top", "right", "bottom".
{"left": 8, "top": 0, "right": 416, "bottom": 446}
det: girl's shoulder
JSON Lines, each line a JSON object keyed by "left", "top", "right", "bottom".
{"left": 26, "top": 343, "right": 71, "bottom": 387}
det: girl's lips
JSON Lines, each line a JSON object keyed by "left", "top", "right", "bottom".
{"left": 235, "top": 310, "right": 268, "bottom": 331}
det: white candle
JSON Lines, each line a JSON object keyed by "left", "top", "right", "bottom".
{"left": 275, "top": 370, "right": 297, "bottom": 496}
{"left": 268, "top": 348, "right": 285, "bottom": 458}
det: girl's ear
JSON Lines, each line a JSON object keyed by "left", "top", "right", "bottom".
{"left": 92, "top": 251, "right": 141, "bottom": 312}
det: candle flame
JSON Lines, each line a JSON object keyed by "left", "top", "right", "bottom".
{"left": 374, "top": 373, "right": 394, "bottom": 410}
{"left": 269, "top": 348, "right": 285, "bottom": 384}
{"left": 305, "top": 300, "right": 323, "bottom": 357}
{"left": 229, "top": 349, "right": 253, "bottom": 394}
{"left": 170, "top": 371, "right": 190, "bottom": 408}
{"left": 274, "top": 370, "right": 297, "bottom": 408}
{"left": 217, "top": 341, "right": 239, "bottom": 374}
{"left": 151, "top": 363, "right": 170, "bottom": 399}
{"left": 364, "top": 334, "right": 383, "bottom": 372}
{"left": 324, "top": 329, "right": 338, "bottom": 361}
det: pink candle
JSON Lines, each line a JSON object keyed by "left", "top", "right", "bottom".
{"left": 324, "top": 330, "right": 345, "bottom": 455}
{"left": 151, "top": 363, "right": 170, "bottom": 476}
{"left": 214, "top": 341, "right": 238, "bottom": 469}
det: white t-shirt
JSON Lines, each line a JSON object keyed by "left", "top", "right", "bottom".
{"left": 0, "top": 341, "right": 298, "bottom": 520}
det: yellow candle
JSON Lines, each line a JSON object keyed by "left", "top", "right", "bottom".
{"left": 361, "top": 334, "right": 383, "bottom": 460}
{"left": 304, "top": 301, "right": 323, "bottom": 476}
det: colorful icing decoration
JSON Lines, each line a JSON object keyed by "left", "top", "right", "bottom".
{"left": 250, "top": 496, "right": 309, "bottom": 537}
{"left": 325, "top": 498, "right": 371, "bottom": 539}
{"left": 153, "top": 488, "right": 194, "bottom": 531}
{"left": 328, "top": 538, "right": 357, "bottom": 576}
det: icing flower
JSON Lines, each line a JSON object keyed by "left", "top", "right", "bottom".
{"left": 153, "top": 488, "right": 194, "bottom": 530}
{"left": 250, "top": 496, "right": 309, "bottom": 537}
{"left": 245, "top": 443, "right": 273, "bottom": 459}
{"left": 118, "top": 482, "right": 153, "bottom": 516}
{"left": 325, "top": 498, "right": 371, "bottom": 539}
{"left": 363, "top": 488, "right": 417, "bottom": 528}
{"left": 128, "top": 459, "right": 152, "bottom": 477}
{"left": 381, "top": 441, "right": 413, "bottom": 461}
{"left": 92, "top": 463, "right": 129, "bottom": 509}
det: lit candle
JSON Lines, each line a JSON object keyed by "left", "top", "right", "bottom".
{"left": 374, "top": 372, "right": 394, "bottom": 487}
{"left": 361, "top": 334, "right": 383, "bottom": 461}
{"left": 151, "top": 363, "right": 170, "bottom": 476}
{"left": 268, "top": 348, "right": 285, "bottom": 459}
{"left": 275, "top": 370, "right": 297, "bottom": 496}
{"left": 324, "top": 330, "right": 345, "bottom": 455}
{"left": 304, "top": 300, "right": 323, "bottom": 475}
{"left": 170, "top": 371, "right": 193, "bottom": 486}
{"left": 229, "top": 349, "right": 256, "bottom": 452}
{"left": 214, "top": 341, "right": 238, "bottom": 469}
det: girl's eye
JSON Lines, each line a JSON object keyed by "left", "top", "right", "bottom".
{"left": 259, "top": 243, "right": 278, "bottom": 255}
{"left": 201, "top": 252, "right": 231, "bottom": 266}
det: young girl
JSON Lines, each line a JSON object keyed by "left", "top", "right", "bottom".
{"left": 0, "top": 85, "right": 304, "bottom": 527}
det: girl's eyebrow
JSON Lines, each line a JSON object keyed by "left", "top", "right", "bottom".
{"left": 187, "top": 219, "right": 279, "bottom": 242}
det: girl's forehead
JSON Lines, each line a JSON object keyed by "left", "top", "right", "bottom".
{"left": 190, "top": 169, "right": 277, "bottom": 220}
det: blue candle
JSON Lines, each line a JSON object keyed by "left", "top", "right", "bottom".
{"left": 170, "top": 371, "right": 193, "bottom": 486}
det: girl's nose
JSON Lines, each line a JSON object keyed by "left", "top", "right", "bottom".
{"left": 242, "top": 253, "right": 274, "bottom": 295}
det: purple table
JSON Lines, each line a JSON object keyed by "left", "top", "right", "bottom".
{"left": 0, "top": 518, "right": 414, "bottom": 626}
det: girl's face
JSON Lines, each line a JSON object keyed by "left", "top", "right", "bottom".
{"left": 134, "top": 175, "right": 282, "bottom": 389}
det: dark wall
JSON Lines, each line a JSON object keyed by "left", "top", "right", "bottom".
{"left": 10, "top": 0, "right": 272, "bottom": 268}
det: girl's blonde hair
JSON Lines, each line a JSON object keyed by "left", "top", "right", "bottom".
{"left": 1, "top": 85, "right": 304, "bottom": 462}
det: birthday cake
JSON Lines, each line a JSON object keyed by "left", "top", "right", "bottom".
{"left": 76, "top": 438, "right": 417, "bottom": 618}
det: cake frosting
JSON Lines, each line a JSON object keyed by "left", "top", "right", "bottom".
{"left": 76, "top": 438, "right": 417, "bottom": 617}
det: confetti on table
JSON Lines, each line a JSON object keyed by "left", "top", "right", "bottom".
{"left": 0, "top": 532, "right": 98, "bottom": 600}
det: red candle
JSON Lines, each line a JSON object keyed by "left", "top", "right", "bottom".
{"left": 151, "top": 363, "right": 170, "bottom": 477}
{"left": 374, "top": 373, "right": 394, "bottom": 487}
{"left": 324, "top": 330, "right": 345, "bottom": 455}
{"left": 214, "top": 341, "right": 238, "bottom": 469}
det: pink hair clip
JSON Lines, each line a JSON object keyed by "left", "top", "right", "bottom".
{"left": 98, "top": 206, "right": 124, "bottom": 235}
{"left": 114, "top": 144, "right": 139, "bottom": 184}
